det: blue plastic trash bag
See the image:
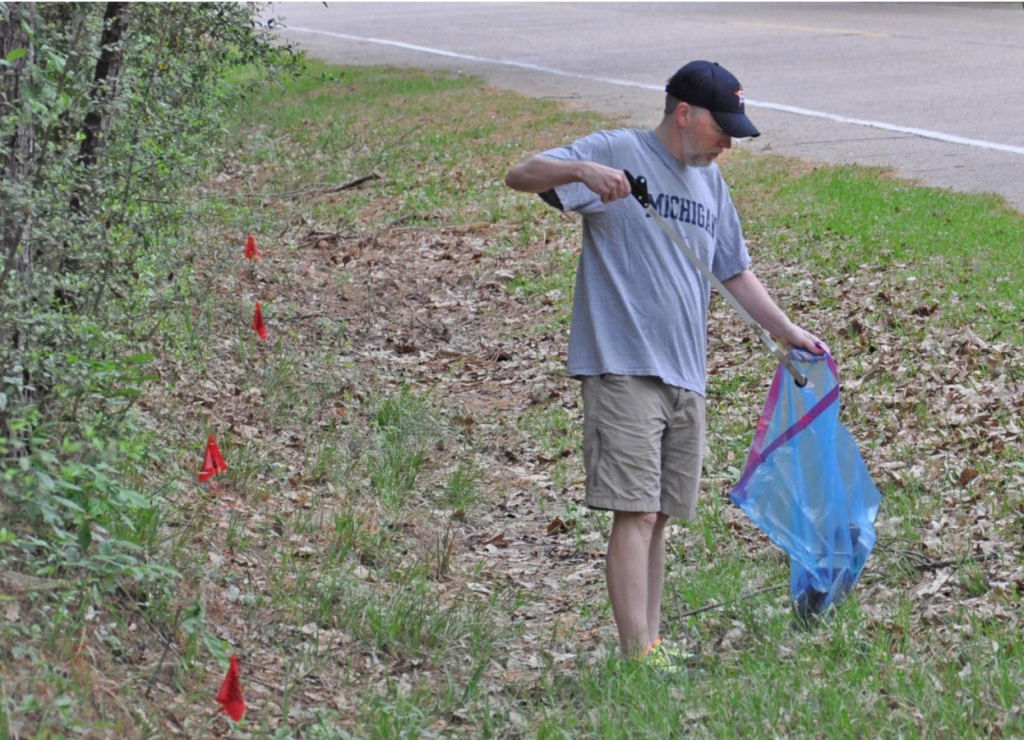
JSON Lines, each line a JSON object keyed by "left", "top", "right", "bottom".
{"left": 728, "top": 350, "right": 881, "bottom": 620}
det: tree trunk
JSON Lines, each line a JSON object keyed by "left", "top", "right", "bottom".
{"left": 0, "top": 2, "right": 37, "bottom": 286}
{"left": 78, "top": 1, "right": 130, "bottom": 168}
{"left": 66, "top": 1, "right": 130, "bottom": 283}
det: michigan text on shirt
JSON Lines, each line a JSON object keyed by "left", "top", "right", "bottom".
{"left": 646, "top": 192, "right": 718, "bottom": 238}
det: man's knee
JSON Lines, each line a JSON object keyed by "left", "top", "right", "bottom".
{"left": 614, "top": 510, "right": 660, "bottom": 532}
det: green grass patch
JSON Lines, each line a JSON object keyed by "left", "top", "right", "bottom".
{"left": 226, "top": 61, "right": 608, "bottom": 232}
{"left": 724, "top": 156, "right": 1024, "bottom": 344}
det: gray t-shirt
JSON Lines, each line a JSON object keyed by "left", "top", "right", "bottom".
{"left": 540, "top": 128, "right": 751, "bottom": 396}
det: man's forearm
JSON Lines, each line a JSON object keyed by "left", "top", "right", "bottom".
{"left": 723, "top": 269, "right": 825, "bottom": 353}
{"left": 506, "top": 157, "right": 631, "bottom": 204}
{"left": 505, "top": 156, "right": 587, "bottom": 194}
{"left": 722, "top": 270, "right": 794, "bottom": 337}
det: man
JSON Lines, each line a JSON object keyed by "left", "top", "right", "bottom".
{"left": 504, "top": 61, "right": 825, "bottom": 663}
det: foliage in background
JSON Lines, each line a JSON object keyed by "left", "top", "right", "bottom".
{"left": 0, "top": 2, "right": 301, "bottom": 582}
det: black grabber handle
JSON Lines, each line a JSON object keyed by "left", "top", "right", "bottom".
{"left": 624, "top": 169, "right": 650, "bottom": 207}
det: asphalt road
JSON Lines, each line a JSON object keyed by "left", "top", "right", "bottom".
{"left": 270, "top": 2, "right": 1024, "bottom": 212}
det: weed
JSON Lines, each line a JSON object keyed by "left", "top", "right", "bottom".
{"left": 958, "top": 562, "right": 990, "bottom": 598}
{"left": 442, "top": 456, "right": 481, "bottom": 512}
{"left": 429, "top": 515, "right": 458, "bottom": 580}
{"left": 368, "top": 435, "right": 427, "bottom": 514}
{"left": 365, "top": 386, "right": 439, "bottom": 514}
{"left": 306, "top": 427, "right": 350, "bottom": 486}
{"left": 219, "top": 434, "right": 269, "bottom": 496}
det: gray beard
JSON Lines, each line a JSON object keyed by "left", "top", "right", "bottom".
{"left": 680, "top": 129, "right": 715, "bottom": 168}
{"left": 684, "top": 154, "right": 714, "bottom": 168}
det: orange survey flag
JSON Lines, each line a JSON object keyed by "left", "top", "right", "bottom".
{"left": 252, "top": 302, "right": 268, "bottom": 340}
{"left": 216, "top": 655, "right": 246, "bottom": 722}
{"left": 199, "top": 435, "right": 228, "bottom": 482}
{"left": 244, "top": 234, "right": 261, "bottom": 261}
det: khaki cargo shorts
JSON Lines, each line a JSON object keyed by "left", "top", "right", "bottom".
{"left": 581, "top": 374, "right": 706, "bottom": 520}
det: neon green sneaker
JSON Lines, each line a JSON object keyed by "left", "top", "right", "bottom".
{"left": 638, "top": 642, "right": 677, "bottom": 673}
{"left": 643, "top": 639, "right": 695, "bottom": 667}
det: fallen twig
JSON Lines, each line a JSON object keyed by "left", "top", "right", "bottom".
{"left": 145, "top": 605, "right": 183, "bottom": 699}
{"left": 916, "top": 552, "right": 1000, "bottom": 571}
{"left": 318, "top": 172, "right": 381, "bottom": 195}
{"left": 0, "top": 569, "right": 64, "bottom": 592}
{"left": 876, "top": 544, "right": 933, "bottom": 567}
{"left": 876, "top": 540, "right": 1002, "bottom": 571}
{"left": 676, "top": 583, "right": 786, "bottom": 619}
{"left": 245, "top": 171, "right": 382, "bottom": 203}
{"left": 384, "top": 212, "right": 440, "bottom": 230}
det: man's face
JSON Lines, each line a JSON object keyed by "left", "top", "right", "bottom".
{"left": 680, "top": 107, "right": 732, "bottom": 168}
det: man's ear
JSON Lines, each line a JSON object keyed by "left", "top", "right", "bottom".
{"left": 675, "top": 101, "right": 691, "bottom": 128}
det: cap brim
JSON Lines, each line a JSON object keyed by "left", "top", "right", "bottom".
{"left": 712, "top": 110, "right": 760, "bottom": 138}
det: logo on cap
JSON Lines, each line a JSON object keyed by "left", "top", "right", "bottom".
{"left": 735, "top": 87, "right": 745, "bottom": 108}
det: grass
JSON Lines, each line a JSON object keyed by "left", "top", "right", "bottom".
{"left": 225, "top": 63, "right": 608, "bottom": 233}
{"left": 517, "top": 403, "right": 583, "bottom": 492}
{"left": 442, "top": 456, "right": 482, "bottom": 513}
{"left": 2, "top": 58, "right": 1021, "bottom": 738}
{"left": 724, "top": 157, "right": 1024, "bottom": 346}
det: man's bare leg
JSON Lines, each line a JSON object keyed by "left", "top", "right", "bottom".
{"left": 606, "top": 511, "right": 658, "bottom": 655}
{"left": 646, "top": 513, "right": 671, "bottom": 644}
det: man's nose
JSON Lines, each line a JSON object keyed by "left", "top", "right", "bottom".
{"left": 722, "top": 136, "right": 733, "bottom": 150}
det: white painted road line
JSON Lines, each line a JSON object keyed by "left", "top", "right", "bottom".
{"left": 287, "top": 28, "right": 666, "bottom": 91}
{"left": 747, "top": 101, "right": 1024, "bottom": 156}
{"left": 286, "top": 26, "right": 1024, "bottom": 158}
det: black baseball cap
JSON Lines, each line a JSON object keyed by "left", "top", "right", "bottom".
{"left": 666, "top": 61, "right": 759, "bottom": 138}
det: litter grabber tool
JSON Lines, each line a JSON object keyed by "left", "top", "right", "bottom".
{"left": 623, "top": 170, "right": 807, "bottom": 387}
